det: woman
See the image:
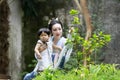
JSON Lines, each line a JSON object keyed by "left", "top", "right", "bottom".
{"left": 48, "top": 18, "right": 67, "bottom": 69}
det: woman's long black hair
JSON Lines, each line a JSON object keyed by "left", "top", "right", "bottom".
{"left": 48, "top": 18, "right": 63, "bottom": 32}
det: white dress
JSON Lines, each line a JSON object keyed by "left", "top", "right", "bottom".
{"left": 33, "top": 40, "right": 53, "bottom": 71}
{"left": 50, "top": 36, "right": 73, "bottom": 69}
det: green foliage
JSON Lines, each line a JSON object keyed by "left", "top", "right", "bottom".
{"left": 64, "top": 55, "right": 78, "bottom": 70}
{"left": 66, "top": 9, "right": 111, "bottom": 66}
{"left": 69, "top": 9, "right": 79, "bottom": 15}
{"left": 28, "top": 59, "right": 37, "bottom": 68}
{"left": 21, "top": 59, "right": 37, "bottom": 77}
{"left": 69, "top": 9, "right": 80, "bottom": 25}
{"left": 89, "top": 31, "right": 111, "bottom": 51}
{"left": 34, "top": 64, "right": 120, "bottom": 80}
{"left": 67, "top": 27, "right": 111, "bottom": 66}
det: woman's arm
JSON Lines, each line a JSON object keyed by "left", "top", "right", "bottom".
{"left": 52, "top": 44, "right": 62, "bottom": 51}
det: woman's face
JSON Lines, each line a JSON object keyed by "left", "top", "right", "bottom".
{"left": 52, "top": 23, "right": 62, "bottom": 39}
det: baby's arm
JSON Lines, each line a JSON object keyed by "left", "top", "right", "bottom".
{"left": 34, "top": 43, "right": 42, "bottom": 59}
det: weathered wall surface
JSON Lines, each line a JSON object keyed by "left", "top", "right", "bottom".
{"left": 102, "top": 0, "right": 120, "bottom": 64}
{"left": 8, "top": 0, "right": 22, "bottom": 80}
{"left": 88, "top": 0, "right": 120, "bottom": 64}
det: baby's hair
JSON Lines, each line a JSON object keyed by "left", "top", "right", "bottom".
{"left": 37, "top": 28, "right": 51, "bottom": 36}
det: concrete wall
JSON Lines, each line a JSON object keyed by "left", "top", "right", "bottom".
{"left": 102, "top": 0, "right": 120, "bottom": 64}
{"left": 8, "top": 0, "right": 22, "bottom": 80}
{"left": 88, "top": 0, "right": 120, "bottom": 64}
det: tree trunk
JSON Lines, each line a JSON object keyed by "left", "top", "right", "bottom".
{"left": 80, "top": 0, "right": 92, "bottom": 67}
{"left": 73, "top": 0, "right": 93, "bottom": 67}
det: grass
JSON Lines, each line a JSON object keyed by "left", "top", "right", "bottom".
{"left": 33, "top": 64, "right": 120, "bottom": 80}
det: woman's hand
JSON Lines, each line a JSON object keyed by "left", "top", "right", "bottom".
{"left": 36, "top": 53, "right": 42, "bottom": 59}
{"left": 53, "top": 44, "right": 62, "bottom": 51}
{"left": 39, "top": 44, "right": 47, "bottom": 52}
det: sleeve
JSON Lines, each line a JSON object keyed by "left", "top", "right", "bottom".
{"left": 61, "top": 37, "right": 67, "bottom": 48}
{"left": 37, "top": 40, "right": 42, "bottom": 44}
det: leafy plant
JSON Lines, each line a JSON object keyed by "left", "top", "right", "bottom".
{"left": 66, "top": 9, "right": 111, "bottom": 67}
{"left": 34, "top": 64, "right": 120, "bottom": 80}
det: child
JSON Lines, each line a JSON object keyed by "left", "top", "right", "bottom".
{"left": 23, "top": 28, "right": 61, "bottom": 80}
{"left": 34, "top": 28, "right": 62, "bottom": 71}
{"left": 24, "top": 28, "right": 52, "bottom": 80}
{"left": 34, "top": 28, "right": 53, "bottom": 71}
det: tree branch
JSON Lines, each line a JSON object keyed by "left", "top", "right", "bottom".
{"left": 74, "top": 0, "right": 82, "bottom": 13}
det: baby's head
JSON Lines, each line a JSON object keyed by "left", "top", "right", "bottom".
{"left": 37, "top": 28, "right": 51, "bottom": 43}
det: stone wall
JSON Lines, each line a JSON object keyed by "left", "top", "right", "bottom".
{"left": 102, "top": 0, "right": 120, "bottom": 64}
{"left": 8, "top": 0, "right": 22, "bottom": 80}
{"left": 88, "top": 0, "right": 120, "bottom": 64}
